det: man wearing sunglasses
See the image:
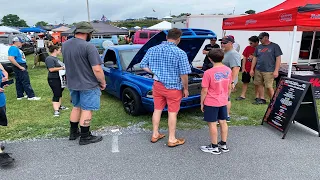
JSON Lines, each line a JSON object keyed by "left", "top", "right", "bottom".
{"left": 202, "top": 37, "right": 220, "bottom": 71}
{"left": 220, "top": 36, "right": 241, "bottom": 122}
{"left": 250, "top": 32, "right": 282, "bottom": 104}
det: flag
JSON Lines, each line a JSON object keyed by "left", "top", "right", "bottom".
{"left": 101, "top": 15, "right": 107, "bottom": 22}
{"left": 152, "top": 8, "right": 156, "bottom": 12}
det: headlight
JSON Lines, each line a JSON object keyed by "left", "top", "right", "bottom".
{"left": 146, "top": 90, "right": 153, "bottom": 98}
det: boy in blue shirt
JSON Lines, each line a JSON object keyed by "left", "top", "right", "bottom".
{"left": 8, "top": 37, "right": 40, "bottom": 101}
{"left": 0, "top": 64, "right": 14, "bottom": 166}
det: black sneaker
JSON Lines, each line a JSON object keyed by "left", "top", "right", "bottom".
{"left": 218, "top": 141, "right": 230, "bottom": 153}
{"left": 69, "top": 128, "right": 80, "bottom": 140}
{"left": 59, "top": 106, "right": 69, "bottom": 110}
{"left": 252, "top": 99, "right": 267, "bottom": 105}
{"left": 235, "top": 96, "right": 245, "bottom": 101}
{"left": 1, "top": 145, "right": 4, "bottom": 151}
{"left": 79, "top": 132, "right": 103, "bottom": 145}
{"left": 226, "top": 116, "right": 230, "bottom": 123}
{"left": 0, "top": 153, "right": 14, "bottom": 166}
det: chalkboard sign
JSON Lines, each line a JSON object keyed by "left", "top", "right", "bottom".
{"left": 262, "top": 77, "right": 320, "bottom": 139}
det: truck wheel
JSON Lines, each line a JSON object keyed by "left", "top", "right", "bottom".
{"left": 122, "top": 88, "right": 143, "bottom": 116}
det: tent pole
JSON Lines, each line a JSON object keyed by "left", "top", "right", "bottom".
{"left": 288, "top": 26, "right": 298, "bottom": 78}
{"left": 308, "top": 31, "right": 316, "bottom": 66}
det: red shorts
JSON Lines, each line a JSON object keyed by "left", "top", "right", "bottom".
{"left": 153, "top": 81, "right": 182, "bottom": 113}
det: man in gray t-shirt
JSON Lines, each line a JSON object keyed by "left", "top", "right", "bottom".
{"left": 62, "top": 21, "right": 106, "bottom": 145}
{"left": 220, "top": 36, "right": 241, "bottom": 122}
{"left": 250, "top": 32, "right": 282, "bottom": 105}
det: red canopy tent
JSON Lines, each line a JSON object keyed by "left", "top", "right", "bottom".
{"left": 223, "top": 0, "right": 320, "bottom": 31}
{"left": 222, "top": 0, "right": 320, "bottom": 77}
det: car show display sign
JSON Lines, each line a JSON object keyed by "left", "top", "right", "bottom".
{"left": 262, "top": 77, "right": 320, "bottom": 139}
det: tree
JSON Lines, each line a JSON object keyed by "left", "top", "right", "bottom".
{"left": 245, "top": 10, "right": 256, "bottom": 14}
{"left": 1, "top": 14, "right": 28, "bottom": 27}
{"left": 178, "top": 13, "right": 191, "bottom": 17}
{"left": 35, "top": 21, "right": 48, "bottom": 27}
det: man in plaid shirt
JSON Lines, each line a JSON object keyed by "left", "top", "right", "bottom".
{"left": 140, "top": 28, "right": 191, "bottom": 147}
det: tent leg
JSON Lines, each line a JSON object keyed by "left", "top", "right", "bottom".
{"left": 309, "top": 31, "right": 316, "bottom": 66}
{"left": 222, "top": 30, "right": 226, "bottom": 37}
{"left": 288, "top": 26, "right": 298, "bottom": 78}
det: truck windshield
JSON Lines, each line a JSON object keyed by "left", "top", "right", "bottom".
{"left": 119, "top": 49, "right": 141, "bottom": 71}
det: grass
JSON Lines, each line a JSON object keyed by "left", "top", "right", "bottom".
{"left": 1, "top": 54, "right": 320, "bottom": 140}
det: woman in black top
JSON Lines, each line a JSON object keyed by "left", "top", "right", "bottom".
{"left": 45, "top": 45, "right": 68, "bottom": 117}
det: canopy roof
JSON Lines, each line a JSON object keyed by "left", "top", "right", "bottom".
{"left": 52, "top": 26, "right": 70, "bottom": 32}
{"left": 20, "top": 27, "right": 46, "bottom": 33}
{"left": 147, "top": 21, "right": 172, "bottom": 30}
{"left": 223, "top": 0, "right": 320, "bottom": 31}
{"left": 0, "top": 26, "right": 20, "bottom": 33}
{"left": 61, "top": 21, "right": 128, "bottom": 36}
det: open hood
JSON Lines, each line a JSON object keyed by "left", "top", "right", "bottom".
{"left": 127, "top": 28, "right": 217, "bottom": 70}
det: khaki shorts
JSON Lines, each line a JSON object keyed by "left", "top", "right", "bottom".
{"left": 254, "top": 70, "right": 274, "bottom": 88}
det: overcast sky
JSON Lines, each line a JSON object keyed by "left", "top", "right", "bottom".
{"left": 1, "top": 0, "right": 284, "bottom": 26}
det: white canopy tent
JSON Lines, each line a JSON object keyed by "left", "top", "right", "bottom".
{"left": 147, "top": 21, "right": 172, "bottom": 30}
{"left": 0, "top": 26, "right": 20, "bottom": 33}
{"left": 51, "top": 26, "right": 70, "bottom": 32}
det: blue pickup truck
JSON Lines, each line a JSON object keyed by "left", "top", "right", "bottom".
{"left": 101, "top": 28, "right": 217, "bottom": 115}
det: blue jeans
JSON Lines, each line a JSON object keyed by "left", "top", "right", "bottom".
{"left": 69, "top": 88, "right": 101, "bottom": 111}
{"left": 13, "top": 63, "right": 35, "bottom": 98}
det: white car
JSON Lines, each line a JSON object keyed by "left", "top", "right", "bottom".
{"left": 0, "top": 43, "right": 13, "bottom": 73}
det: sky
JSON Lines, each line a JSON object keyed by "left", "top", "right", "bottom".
{"left": 0, "top": 0, "right": 285, "bottom": 26}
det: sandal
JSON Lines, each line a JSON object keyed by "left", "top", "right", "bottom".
{"left": 168, "top": 138, "right": 185, "bottom": 147}
{"left": 151, "top": 134, "right": 166, "bottom": 143}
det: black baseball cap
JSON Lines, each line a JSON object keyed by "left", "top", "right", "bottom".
{"left": 258, "top": 32, "right": 269, "bottom": 39}
{"left": 219, "top": 35, "right": 235, "bottom": 43}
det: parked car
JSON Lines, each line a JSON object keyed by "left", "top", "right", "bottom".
{"left": 101, "top": 28, "right": 217, "bottom": 115}
{"left": 133, "top": 30, "right": 160, "bottom": 44}
{"left": 90, "top": 35, "right": 119, "bottom": 54}
{"left": 0, "top": 34, "right": 35, "bottom": 55}
{"left": 0, "top": 43, "right": 13, "bottom": 73}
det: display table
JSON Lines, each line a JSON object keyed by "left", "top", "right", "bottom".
{"left": 277, "top": 66, "right": 320, "bottom": 99}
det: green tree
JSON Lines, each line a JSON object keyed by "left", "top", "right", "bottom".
{"left": 178, "top": 13, "right": 191, "bottom": 17}
{"left": 35, "top": 21, "right": 48, "bottom": 27}
{"left": 112, "top": 20, "right": 161, "bottom": 29}
{"left": 245, "top": 10, "right": 256, "bottom": 14}
{"left": 1, "top": 14, "right": 28, "bottom": 27}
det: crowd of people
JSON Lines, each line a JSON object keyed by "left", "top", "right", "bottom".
{"left": 0, "top": 26, "right": 283, "bottom": 166}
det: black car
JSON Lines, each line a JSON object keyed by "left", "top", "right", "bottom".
{"left": 0, "top": 34, "right": 35, "bottom": 55}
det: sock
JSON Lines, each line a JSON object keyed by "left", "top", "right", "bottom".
{"left": 70, "top": 121, "right": 79, "bottom": 129}
{"left": 0, "top": 149, "right": 2, "bottom": 153}
{"left": 80, "top": 126, "right": 90, "bottom": 135}
{"left": 219, "top": 141, "right": 226, "bottom": 145}
{"left": 211, "top": 144, "right": 218, "bottom": 148}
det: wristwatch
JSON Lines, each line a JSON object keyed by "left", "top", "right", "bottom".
{"left": 231, "top": 81, "right": 235, "bottom": 84}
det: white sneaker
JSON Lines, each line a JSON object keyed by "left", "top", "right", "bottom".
{"left": 17, "top": 95, "right": 28, "bottom": 100}
{"left": 53, "top": 111, "right": 60, "bottom": 117}
{"left": 200, "top": 144, "right": 221, "bottom": 155}
{"left": 28, "top": 97, "right": 41, "bottom": 101}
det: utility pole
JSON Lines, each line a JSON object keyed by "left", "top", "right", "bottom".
{"left": 233, "top": 7, "right": 235, "bottom": 15}
{"left": 62, "top": 16, "right": 65, "bottom": 25}
{"left": 86, "top": 0, "right": 90, "bottom": 22}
